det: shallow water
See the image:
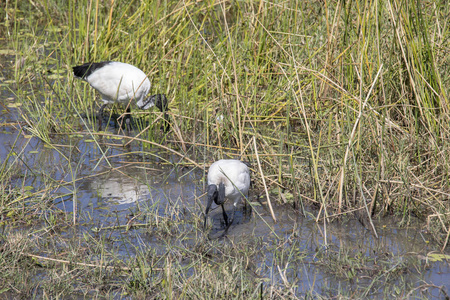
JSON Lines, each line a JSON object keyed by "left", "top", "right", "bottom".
{"left": 1, "top": 59, "right": 449, "bottom": 298}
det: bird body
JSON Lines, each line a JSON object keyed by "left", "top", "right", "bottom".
{"left": 204, "top": 159, "right": 251, "bottom": 236}
{"left": 73, "top": 61, "right": 168, "bottom": 127}
{"left": 207, "top": 159, "right": 250, "bottom": 205}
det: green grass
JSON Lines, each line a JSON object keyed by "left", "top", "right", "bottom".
{"left": 1, "top": 0, "right": 450, "bottom": 298}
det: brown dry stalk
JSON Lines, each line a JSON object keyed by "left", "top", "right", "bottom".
{"left": 22, "top": 252, "right": 162, "bottom": 272}
{"left": 253, "top": 136, "right": 277, "bottom": 223}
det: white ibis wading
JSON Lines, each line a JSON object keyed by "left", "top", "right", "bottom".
{"left": 72, "top": 61, "right": 168, "bottom": 129}
{"left": 204, "top": 159, "right": 251, "bottom": 236}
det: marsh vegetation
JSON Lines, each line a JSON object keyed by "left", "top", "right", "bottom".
{"left": 1, "top": 0, "right": 450, "bottom": 298}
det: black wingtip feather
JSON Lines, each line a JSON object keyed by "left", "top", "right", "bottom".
{"left": 72, "top": 61, "right": 111, "bottom": 79}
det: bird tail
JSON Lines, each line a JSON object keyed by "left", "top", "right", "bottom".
{"left": 73, "top": 61, "right": 110, "bottom": 79}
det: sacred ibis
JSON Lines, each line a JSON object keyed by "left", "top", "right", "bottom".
{"left": 72, "top": 61, "right": 169, "bottom": 130}
{"left": 204, "top": 159, "right": 251, "bottom": 236}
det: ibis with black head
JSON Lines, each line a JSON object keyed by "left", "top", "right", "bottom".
{"left": 204, "top": 159, "right": 251, "bottom": 236}
{"left": 72, "top": 61, "right": 169, "bottom": 129}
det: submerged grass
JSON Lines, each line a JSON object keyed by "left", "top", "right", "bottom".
{"left": 1, "top": 0, "right": 450, "bottom": 298}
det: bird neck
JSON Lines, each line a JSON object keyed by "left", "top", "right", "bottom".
{"left": 217, "top": 182, "right": 226, "bottom": 204}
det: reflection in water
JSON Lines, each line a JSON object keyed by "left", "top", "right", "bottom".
{"left": 79, "top": 161, "right": 202, "bottom": 222}
{"left": 90, "top": 171, "right": 150, "bottom": 205}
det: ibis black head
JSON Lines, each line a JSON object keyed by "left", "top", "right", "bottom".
{"left": 204, "top": 183, "right": 226, "bottom": 229}
{"left": 138, "top": 94, "right": 170, "bottom": 132}
{"left": 154, "top": 94, "right": 169, "bottom": 112}
{"left": 139, "top": 94, "right": 168, "bottom": 112}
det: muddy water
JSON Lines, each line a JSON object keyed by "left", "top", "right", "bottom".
{"left": 1, "top": 78, "right": 449, "bottom": 298}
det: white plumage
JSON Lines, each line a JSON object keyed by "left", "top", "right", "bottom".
{"left": 204, "top": 159, "right": 251, "bottom": 236}
{"left": 73, "top": 61, "right": 168, "bottom": 128}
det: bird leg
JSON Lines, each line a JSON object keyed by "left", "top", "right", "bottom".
{"left": 98, "top": 103, "right": 107, "bottom": 117}
{"left": 97, "top": 103, "right": 108, "bottom": 131}
{"left": 125, "top": 105, "right": 131, "bottom": 132}
{"left": 220, "top": 204, "right": 236, "bottom": 238}
{"left": 221, "top": 204, "right": 229, "bottom": 227}
{"left": 243, "top": 193, "right": 251, "bottom": 214}
{"left": 243, "top": 195, "right": 248, "bottom": 213}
